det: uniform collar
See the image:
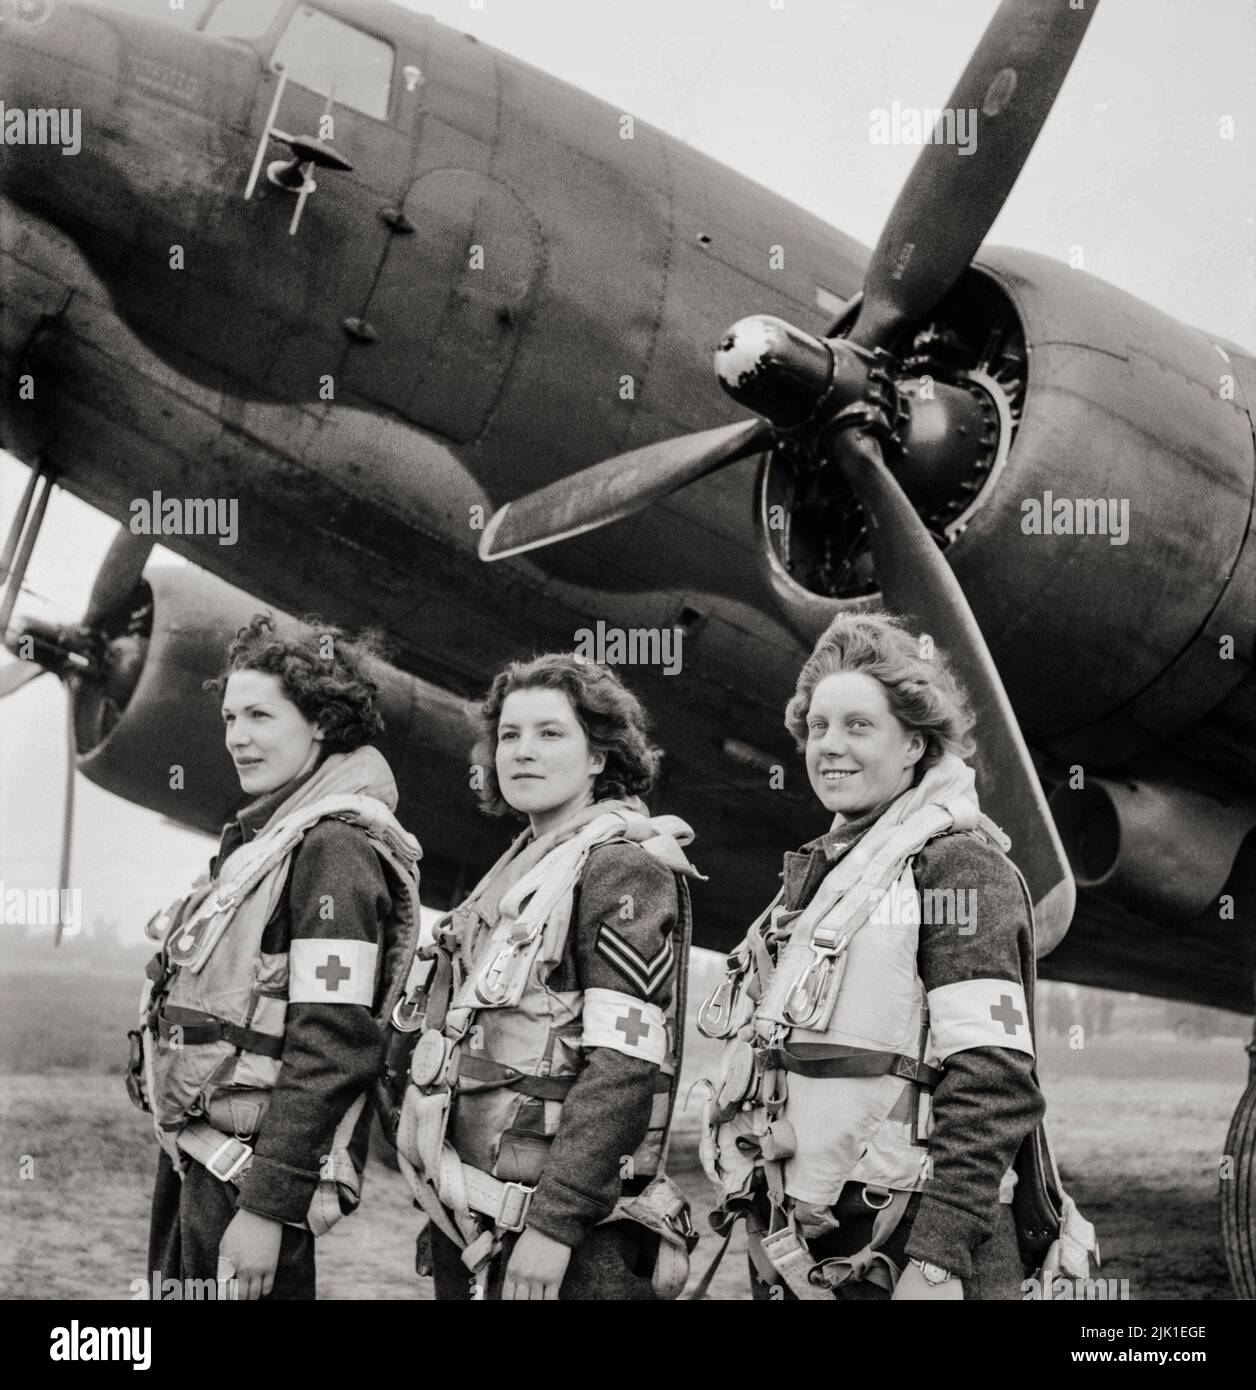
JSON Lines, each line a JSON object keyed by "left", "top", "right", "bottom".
{"left": 213, "top": 762, "right": 323, "bottom": 875}
{"left": 781, "top": 800, "right": 894, "bottom": 909}
{"left": 800, "top": 800, "right": 894, "bottom": 860}
{"left": 234, "top": 761, "right": 323, "bottom": 839}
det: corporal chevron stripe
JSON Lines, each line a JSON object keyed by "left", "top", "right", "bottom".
{"left": 594, "top": 925, "right": 674, "bottom": 1000}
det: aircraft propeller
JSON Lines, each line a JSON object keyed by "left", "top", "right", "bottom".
{"left": 1, "top": 526, "right": 153, "bottom": 944}
{"left": 478, "top": 0, "right": 1099, "bottom": 945}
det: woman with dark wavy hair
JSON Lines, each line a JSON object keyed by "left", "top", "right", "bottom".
{"left": 699, "top": 612, "right": 1045, "bottom": 1301}
{"left": 394, "top": 652, "right": 703, "bottom": 1300}
{"left": 130, "top": 614, "right": 421, "bottom": 1301}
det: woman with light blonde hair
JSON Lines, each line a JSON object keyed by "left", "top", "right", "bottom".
{"left": 700, "top": 611, "right": 1044, "bottom": 1301}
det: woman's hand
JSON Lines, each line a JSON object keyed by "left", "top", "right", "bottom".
{"left": 219, "top": 1208, "right": 284, "bottom": 1300}
{"left": 502, "top": 1227, "right": 572, "bottom": 1300}
{"left": 892, "top": 1261, "right": 964, "bottom": 1301}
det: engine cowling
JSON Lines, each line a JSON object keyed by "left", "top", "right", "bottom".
{"left": 1048, "top": 773, "right": 1256, "bottom": 923}
{"left": 758, "top": 248, "right": 1256, "bottom": 767}
{"left": 70, "top": 563, "right": 493, "bottom": 897}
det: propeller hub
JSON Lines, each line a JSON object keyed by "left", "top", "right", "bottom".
{"left": 716, "top": 315, "right": 842, "bottom": 428}
{"left": 4, "top": 616, "right": 97, "bottom": 680}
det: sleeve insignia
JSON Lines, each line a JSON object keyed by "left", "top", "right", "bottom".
{"left": 594, "top": 924, "right": 674, "bottom": 1000}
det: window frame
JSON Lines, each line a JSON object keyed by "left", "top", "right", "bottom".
{"left": 201, "top": 0, "right": 398, "bottom": 125}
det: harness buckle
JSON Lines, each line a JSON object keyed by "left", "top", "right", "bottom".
{"left": 475, "top": 930, "right": 538, "bottom": 1005}
{"left": 390, "top": 988, "right": 427, "bottom": 1033}
{"left": 205, "top": 1134, "right": 253, "bottom": 1183}
{"left": 782, "top": 927, "right": 850, "bottom": 1028}
{"left": 697, "top": 971, "right": 744, "bottom": 1039}
{"left": 495, "top": 1181, "right": 532, "bottom": 1233}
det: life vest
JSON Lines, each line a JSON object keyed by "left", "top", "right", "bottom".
{"left": 133, "top": 756, "right": 422, "bottom": 1235}
{"left": 696, "top": 757, "right": 1034, "bottom": 1296}
{"left": 391, "top": 805, "right": 700, "bottom": 1294}
{"left": 703, "top": 843, "right": 967, "bottom": 1210}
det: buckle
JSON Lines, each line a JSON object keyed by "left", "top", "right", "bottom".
{"left": 697, "top": 973, "right": 743, "bottom": 1039}
{"left": 783, "top": 930, "right": 850, "bottom": 1027}
{"left": 860, "top": 1185, "right": 894, "bottom": 1210}
{"left": 495, "top": 1181, "right": 532, "bottom": 1233}
{"left": 391, "top": 989, "right": 427, "bottom": 1033}
{"left": 205, "top": 1135, "right": 253, "bottom": 1183}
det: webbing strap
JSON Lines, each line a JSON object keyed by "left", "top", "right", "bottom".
{"left": 158, "top": 1008, "right": 284, "bottom": 1058}
{"left": 424, "top": 949, "right": 456, "bottom": 1032}
{"left": 809, "top": 1188, "right": 911, "bottom": 1294}
{"left": 452, "top": 1050, "right": 671, "bottom": 1099}
{"left": 768, "top": 1043, "right": 944, "bottom": 1089}
{"left": 455, "top": 1052, "right": 577, "bottom": 1100}
{"left": 754, "top": 1215, "right": 830, "bottom": 1301}
{"left": 686, "top": 1225, "right": 735, "bottom": 1301}
{"left": 747, "top": 1186, "right": 913, "bottom": 1299}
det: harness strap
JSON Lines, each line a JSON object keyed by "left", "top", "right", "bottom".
{"left": 454, "top": 1051, "right": 672, "bottom": 1098}
{"left": 176, "top": 1094, "right": 369, "bottom": 1236}
{"left": 745, "top": 1186, "right": 913, "bottom": 1299}
{"left": 686, "top": 1225, "right": 735, "bottom": 1301}
{"left": 425, "top": 949, "right": 456, "bottom": 1031}
{"left": 811, "top": 1249, "right": 899, "bottom": 1293}
{"left": 767, "top": 1043, "right": 944, "bottom": 1089}
{"left": 808, "top": 1188, "right": 911, "bottom": 1294}
{"left": 754, "top": 1213, "right": 830, "bottom": 1300}
{"left": 158, "top": 1008, "right": 284, "bottom": 1058}
{"left": 176, "top": 1121, "right": 254, "bottom": 1183}
{"left": 455, "top": 1052, "right": 577, "bottom": 1100}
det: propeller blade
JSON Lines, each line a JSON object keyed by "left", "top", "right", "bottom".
{"left": 85, "top": 528, "right": 153, "bottom": 626}
{"left": 0, "top": 658, "right": 46, "bottom": 698}
{"left": 828, "top": 424, "right": 1074, "bottom": 951}
{"left": 851, "top": 0, "right": 1098, "bottom": 349}
{"left": 54, "top": 689, "right": 76, "bottom": 948}
{"left": 479, "top": 418, "right": 773, "bottom": 561}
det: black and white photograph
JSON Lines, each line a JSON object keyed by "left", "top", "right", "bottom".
{"left": 0, "top": 0, "right": 1253, "bottom": 1348}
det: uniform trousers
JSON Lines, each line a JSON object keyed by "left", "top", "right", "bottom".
{"left": 148, "top": 1149, "right": 317, "bottom": 1301}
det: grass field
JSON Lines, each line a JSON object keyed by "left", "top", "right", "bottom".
{"left": 0, "top": 961, "right": 1248, "bottom": 1300}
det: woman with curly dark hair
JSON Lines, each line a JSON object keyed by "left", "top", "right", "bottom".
{"left": 394, "top": 652, "right": 703, "bottom": 1300}
{"left": 699, "top": 612, "right": 1046, "bottom": 1301}
{"left": 130, "top": 614, "right": 422, "bottom": 1301}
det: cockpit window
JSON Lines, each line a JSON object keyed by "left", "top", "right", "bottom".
{"left": 269, "top": 5, "right": 394, "bottom": 121}
{"left": 203, "top": 0, "right": 284, "bottom": 42}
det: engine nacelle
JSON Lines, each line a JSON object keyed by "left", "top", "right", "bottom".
{"left": 1047, "top": 774, "right": 1256, "bottom": 922}
{"left": 758, "top": 249, "right": 1256, "bottom": 767}
{"left": 72, "top": 564, "right": 495, "bottom": 895}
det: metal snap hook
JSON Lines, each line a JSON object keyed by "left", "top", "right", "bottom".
{"left": 697, "top": 973, "right": 744, "bottom": 1038}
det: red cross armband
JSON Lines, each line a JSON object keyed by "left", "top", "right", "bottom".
{"left": 581, "top": 988, "right": 667, "bottom": 1064}
{"left": 288, "top": 938, "right": 379, "bottom": 1006}
{"left": 925, "top": 977, "right": 1034, "bottom": 1062}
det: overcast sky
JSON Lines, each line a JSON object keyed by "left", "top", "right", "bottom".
{"left": 2, "top": 0, "right": 1253, "bottom": 943}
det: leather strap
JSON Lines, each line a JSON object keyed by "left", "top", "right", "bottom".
{"left": 158, "top": 1008, "right": 284, "bottom": 1058}
{"left": 767, "top": 1042, "right": 944, "bottom": 1089}
{"left": 686, "top": 1225, "right": 735, "bottom": 1301}
{"left": 424, "top": 948, "right": 456, "bottom": 1032}
{"left": 455, "top": 1052, "right": 577, "bottom": 1100}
